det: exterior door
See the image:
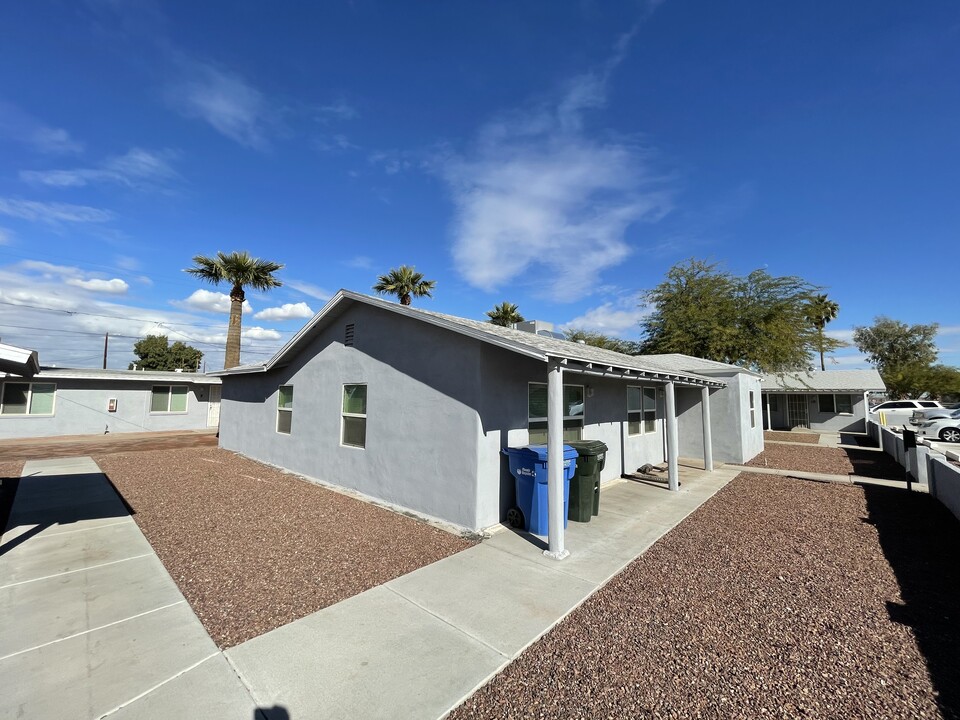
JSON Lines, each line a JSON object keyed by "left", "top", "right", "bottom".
{"left": 787, "top": 394, "right": 809, "bottom": 429}
{"left": 206, "top": 386, "right": 221, "bottom": 427}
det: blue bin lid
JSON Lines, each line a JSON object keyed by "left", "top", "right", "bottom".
{"left": 504, "top": 445, "right": 578, "bottom": 462}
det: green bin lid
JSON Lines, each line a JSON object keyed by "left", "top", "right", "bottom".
{"left": 565, "top": 440, "right": 608, "bottom": 456}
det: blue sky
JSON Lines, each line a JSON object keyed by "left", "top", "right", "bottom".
{"left": 1, "top": 1, "right": 958, "bottom": 371}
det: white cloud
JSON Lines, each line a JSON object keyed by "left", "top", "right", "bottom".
{"left": 286, "top": 279, "right": 333, "bottom": 301}
{"left": 168, "top": 62, "right": 273, "bottom": 150}
{"left": 174, "top": 289, "right": 253, "bottom": 314}
{"left": 314, "top": 134, "right": 358, "bottom": 153}
{"left": 242, "top": 326, "right": 282, "bottom": 341}
{"left": 66, "top": 277, "right": 129, "bottom": 294}
{"left": 316, "top": 99, "right": 359, "bottom": 122}
{"left": 20, "top": 147, "right": 179, "bottom": 190}
{"left": 0, "top": 198, "right": 114, "bottom": 224}
{"left": 562, "top": 294, "right": 650, "bottom": 336}
{"left": 0, "top": 227, "right": 12, "bottom": 245}
{"left": 826, "top": 328, "right": 855, "bottom": 342}
{"left": 0, "top": 102, "right": 84, "bottom": 154}
{"left": 254, "top": 302, "right": 314, "bottom": 321}
{"left": 345, "top": 255, "right": 374, "bottom": 270}
{"left": 437, "top": 31, "right": 671, "bottom": 301}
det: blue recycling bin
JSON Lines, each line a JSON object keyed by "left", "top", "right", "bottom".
{"left": 502, "top": 445, "right": 578, "bottom": 535}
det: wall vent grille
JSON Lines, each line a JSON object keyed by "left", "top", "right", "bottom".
{"left": 345, "top": 323, "right": 355, "bottom": 347}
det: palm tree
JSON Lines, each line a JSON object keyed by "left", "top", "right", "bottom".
{"left": 372, "top": 265, "right": 436, "bottom": 306}
{"left": 805, "top": 293, "right": 840, "bottom": 371}
{"left": 486, "top": 302, "right": 525, "bottom": 327}
{"left": 186, "top": 251, "right": 284, "bottom": 369}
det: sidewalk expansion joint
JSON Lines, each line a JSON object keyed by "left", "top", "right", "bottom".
{"left": 2, "top": 518, "right": 133, "bottom": 542}
{"left": 0, "top": 600, "right": 186, "bottom": 662}
{"left": 383, "top": 584, "right": 512, "bottom": 660}
{"left": 95, "top": 651, "right": 221, "bottom": 719}
{"left": 0, "top": 552, "right": 154, "bottom": 589}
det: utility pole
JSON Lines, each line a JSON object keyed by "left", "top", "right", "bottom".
{"left": 102, "top": 332, "right": 109, "bottom": 369}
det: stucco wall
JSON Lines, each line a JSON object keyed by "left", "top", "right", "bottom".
{"left": 219, "top": 304, "right": 485, "bottom": 530}
{"left": 0, "top": 379, "right": 212, "bottom": 439}
{"left": 706, "top": 373, "right": 763, "bottom": 464}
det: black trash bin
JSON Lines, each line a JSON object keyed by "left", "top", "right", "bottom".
{"left": 565, "top": 440, "right": 608, "bottom": 522}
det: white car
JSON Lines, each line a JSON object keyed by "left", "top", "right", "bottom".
{"left": 870, "top": 399, "right": 943, "bottom": 414}
{"left": 915, "top": 409, "right": 960, "bottom": 443}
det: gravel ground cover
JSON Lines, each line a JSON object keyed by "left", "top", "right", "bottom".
{"left": 764, "top": 431, "right": 821, "bottom": 444}
{"left": 95, "top": 447, "right": 474, "bottom": 648}
{"left": 450, "top": 473, "right": 960, "bottom": 719}
{"left": 747, "top": 443, "right": 905, "bottom": 479}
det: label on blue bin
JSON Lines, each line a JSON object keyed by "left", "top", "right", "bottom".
{"left": 517, "top": 467, "right": 536, "bottom": 477}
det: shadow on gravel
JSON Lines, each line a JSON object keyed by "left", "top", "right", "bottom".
{"left": 863, "top": 485, "right": 960, "bottom": 719}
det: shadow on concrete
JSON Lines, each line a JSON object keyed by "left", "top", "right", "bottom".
{"left": 840, "top": 431, "right": 879, "bottom": 449}
{"left": 0, "top": 471, "right": 134, "bottom": 556}
{"left": 841, "top": 447, "right": 906, "bottom": 480}
{"left": 862, "top": 484, "right": 960, "bottom": 719}
{"left": 256, "top": 704, "right": 291, "bottom": 719}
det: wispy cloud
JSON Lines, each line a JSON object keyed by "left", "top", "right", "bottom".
{"left": 562, "top": 293, "right": 649, "bottom": 336}
{"left": 286, "top": 279, "right": 333, "bottom": 302}
{"left": 344, "top": 255, "right": 374, "bottom": 270}
{"left": 167, "top": 61, "right": 274, "bottom": 150}
{"left": 20, "top": 148, "right": 179, "bottom": 189}
{"left": 173, "top": 289, "right": 253, "bottom": 314}
{"left": 316, "top": 99, "right": 359, "bottom": 122}
{"left": 14, "top": 260, "right": 129, "bottom": 295}
{"left": 0, "top": 227, "right": 12, "bottom": 245}
{"left": 0, "top": 101, "right": 84, "bottom": 154}
{"left": 254, "top": 302, "right": 314, "bottom": 321}
{"left": 437, "top": 27, "right": 672, "bottom": 301}
{"left": 0, "top": 198, "right": 114, "bottom": 224}
{"left": 314, "top": 134, "right": 359, "bottom": 153}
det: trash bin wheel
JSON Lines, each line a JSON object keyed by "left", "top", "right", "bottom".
{"left": 506, "top": 507, "right": 524, "bottom": 529}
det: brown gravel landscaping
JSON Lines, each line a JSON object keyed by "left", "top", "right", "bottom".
{"left": 764, "top": 430, "right": 821, "bottom": 444}
{"left": 94, "top": 447, "right": 475, "bottom": 648}
{"left": 450, "top": 473, "right": 960, "bottom": 720}
{"left": 747, "top": 443, "right": 905, "bottom": 479}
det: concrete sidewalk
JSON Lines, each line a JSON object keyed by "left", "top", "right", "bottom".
{"left": 0, "top": 457, "right": 259, "bottom": 720}
{"left": 224, "top": 464, "right": 741, "bottom": 720}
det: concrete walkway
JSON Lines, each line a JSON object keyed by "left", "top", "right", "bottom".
{"left": 0, "top": 457, "right": 259, "bottom": 720}
{"left": 224, "top": 464, "right": 741, "bottom": 720}
{"left": 1, "top": 458, "right": 740, "bottom": 720}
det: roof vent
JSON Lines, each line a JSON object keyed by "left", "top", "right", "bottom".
{"left": 345, "top": 323, "right": 355, "bottom": 347}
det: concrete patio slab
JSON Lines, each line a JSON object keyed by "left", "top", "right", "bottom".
{"left": 0, "top": 553, "right": 183, "bottom": 658}
{"left": 226, "top": 584, "right": 506, "bottom": 720}
{"left": 107, "top": 654, "right": 261, "bottom": 720}
{"left": 388, "top": 543, "right": 596, "bottom": 657}
{"left": 0, "top": 601, "right": 218, "bottom": 720}
{"left": 0, "top": 519, "right": 153, "bottom": 586}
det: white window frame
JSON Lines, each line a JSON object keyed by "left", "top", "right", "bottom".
{"left": 627, "top": 385, "right": 659, "bottom": 436}
{"left": 341, "top": 383, "right": 367, "bottom": 449}
{"left": 0, "top": 381, "right": 57, "bottom": 416}
{"left": 150, "top": 385, "right": 189, "bottom": 414}
{"left": 276, "top": 385, "right": 294, "bottom": 434}
{"left": 528, "top": 382, "right": 584, "bottom": 444}
{"left": 749, "top": 391, "right": 756, "bottom": 428}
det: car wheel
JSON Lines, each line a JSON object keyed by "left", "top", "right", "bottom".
{"left": 940, "top": 427, "right": 960, "bottom": 443}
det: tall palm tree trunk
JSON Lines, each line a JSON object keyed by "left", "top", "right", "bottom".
{"left": 819, "top": 328, "right": 826, "bottom": 371}
{"left": 225, "top": 285, "right": 244, "bottom": 369}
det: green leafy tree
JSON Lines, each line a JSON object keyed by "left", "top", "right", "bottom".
{"left": 186, "top": 251, "right": 284, "bottom": 369}
{"left": 853, "top": 317, "right": 939, "bottom": 374}
{"left": 639, "top": 258, "right": 839, "bottom": 373}
{"left": 805, "top": 293, "right": 841, "bottom": 371}
{"left": 372, "top": 265, "right": 436, "bottom": 306}
{"left": 564, "top": 328, "right": 642, "bottom": 355}
{"left": 486, "top": 302, "right": 525, "bottom": 327}
{"left": 129, "top": 335, "right": 203, "bottom": 371}
{"left": 881, "top": 363, "right": 960, "bottom": 400}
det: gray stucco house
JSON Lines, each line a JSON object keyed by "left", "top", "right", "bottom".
{"left": 761, "top": 369, "right": 886, "bottom": 432}
{"left": 0, "top": 344, "right": 221, "bottom": 439}
{"left": 215, "top": 291, "right": 763, "bottom": 535}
